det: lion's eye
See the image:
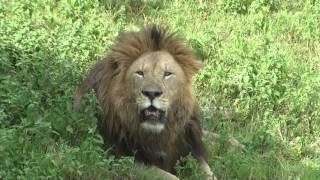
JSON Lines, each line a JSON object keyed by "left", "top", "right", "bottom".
{"left": 164, "top": 71, "right": 173, "bottom": 77}
{"left": 136, "top": 71, "right": 144, "bottom": 76}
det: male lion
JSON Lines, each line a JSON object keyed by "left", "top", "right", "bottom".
{"left": 74, "top": 25, "right": 215, "bottom": 179}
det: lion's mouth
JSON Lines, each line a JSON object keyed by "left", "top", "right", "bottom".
{"left": 140, "top": 106, "right": 165, "bottom": 123}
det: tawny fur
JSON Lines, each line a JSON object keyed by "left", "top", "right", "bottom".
{"left": 74, "top": 25, "right": 210, "bottom": 175}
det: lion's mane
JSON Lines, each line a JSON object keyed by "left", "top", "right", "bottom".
{"left": 74, "top": 25, "right": 206, "bottom": 172}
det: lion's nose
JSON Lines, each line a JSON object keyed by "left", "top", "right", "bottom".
{"left": 142, "top": 90, "right": 162, "bottom": 100}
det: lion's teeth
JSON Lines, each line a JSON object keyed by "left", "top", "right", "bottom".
{"left": 145, "top": 109, "right": 160, "bottom": 117}
{"left": 144, "top": 110, "right": 160, "bottom": 117}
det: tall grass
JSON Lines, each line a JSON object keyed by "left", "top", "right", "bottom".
{"left": 1, "top": 0, "right": 319, "bottom": 179}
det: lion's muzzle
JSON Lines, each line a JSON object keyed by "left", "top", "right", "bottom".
{"left": 140, "top": 106, "right": 165, "bottom": 123}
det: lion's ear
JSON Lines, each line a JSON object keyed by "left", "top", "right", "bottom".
{"left": 177, "top": 55, "right": 204, "bottom": 78}
{"left": 74, "top": 60, "right": 108, "bottom": 112}
{"left": 109, "top": 57, "right": 125, "bottom": 73}
{"left": 190, "top": 59, "right": 204, "bottom": 74}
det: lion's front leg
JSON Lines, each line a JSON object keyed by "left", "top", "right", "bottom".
{"left": 150, "top": 166, "right": 179, "bottom": 180}
{"left": 197, "top": 157, "right": 217, "bottom": 180}
{"left": 185, "top": 121, "right": 217, "bottom": 179}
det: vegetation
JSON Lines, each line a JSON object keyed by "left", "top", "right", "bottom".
{"left": 1, "top": 0, "right": 319, "bottom": 179}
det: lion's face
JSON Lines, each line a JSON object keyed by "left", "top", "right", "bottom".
{"left": 75, "top": 25, "right": 203, "bottom": 135}
{"left": 126, "top": 51, "right": 185, "bottom": 133}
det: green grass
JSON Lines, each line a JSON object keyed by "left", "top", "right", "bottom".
{"left": 0, "top": 0, "right": 319, "bottom": 179}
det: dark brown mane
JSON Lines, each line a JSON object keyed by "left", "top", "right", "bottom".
{"left": 150, "top": 25, "right": 165, "bottom": 48}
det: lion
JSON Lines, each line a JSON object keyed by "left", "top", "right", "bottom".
{"left": 74, "top": 25, "right": 217, "bottom": 179}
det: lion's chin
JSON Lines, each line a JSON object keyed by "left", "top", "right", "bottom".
{"left": 140, "top": 106, "right": 166, "bottom": 133}
{"left": 141, "top": 122, "right": 165, "bottom": 133}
